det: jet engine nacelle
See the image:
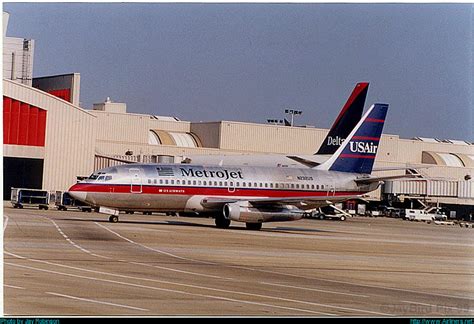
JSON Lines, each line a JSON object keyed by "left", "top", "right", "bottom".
{"left": 223, "top": 203, "right": 304, "bottom": 223}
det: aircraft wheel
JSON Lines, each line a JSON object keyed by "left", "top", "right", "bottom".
{"left": 319, "top": 214, "right": 325, "bottom": 220}
{"left": 215, "top": 215, "right": 231, "bottom": 229}
{"left": 109, "top": 215, "right": 119, "bottom": 223}
{"left": 246, "top": 222, "right": 262, "bottom": 231}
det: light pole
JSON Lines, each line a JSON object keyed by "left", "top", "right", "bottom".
{"left": 284, "top": 109, "right": 302, "bottom": 127}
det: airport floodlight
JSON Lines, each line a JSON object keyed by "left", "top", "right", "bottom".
{"left": 284, "top": 108, "right": 303, "bottom": 126}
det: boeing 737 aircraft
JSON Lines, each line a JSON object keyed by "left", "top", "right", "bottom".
{"left": 69, "top": 103, "right": 404, "bottom": 230}
{"left": 184, "top": 82, "right": 369, "bottom": 168}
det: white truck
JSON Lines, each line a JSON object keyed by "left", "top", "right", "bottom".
{"left": 404, "top": 207, "right": 447, "bottom": 222}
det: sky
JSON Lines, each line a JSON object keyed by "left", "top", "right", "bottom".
{"left": 3, "top": 2, "right": 474, "bottom": 142}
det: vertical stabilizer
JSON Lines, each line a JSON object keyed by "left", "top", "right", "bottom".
{"left": 316, "top": 82, "right": 369, "bottom": 155}
{"left": 316, "top": 103, "right": 389, "bottom": 174}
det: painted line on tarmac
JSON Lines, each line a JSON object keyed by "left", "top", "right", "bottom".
{"left": 43, "top": 217, "right": 228, "bottom": 281}
{"left": 261, "top": 282, "right": 369, "bottom": 298}
{"left": 4, "top": 284, "right": 25, "bottom": 290}
{"left": 5, "top": 260, "right": 333, "bottom": 316}
{"left": 126, "top": 260, "right": 235, "bottom": 281}
{"left": 236, "top": 265, "right": 474, "bottom": 302}
{"left": 95, "top": 222, "right": 216, "bottom": 265}
{"left": 38, "top": 215, "right": 111, "bottom": 260}
{"left": 3, "top": 215, "right": 9, "bottom": 232}
{"left": 45, "top": 292, "right": 149, "bottom": 312}
{"left": 4, "top": 251, "right": 340, "bottom": 315}
{"left": 95, "top": 217, "right": 463, "bottom": 314}
{"left": 402, "top": 300, "right": 474, "bottom": 314}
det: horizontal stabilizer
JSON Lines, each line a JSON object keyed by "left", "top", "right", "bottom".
{"left": 354, "top": 174, "right": 417, "bottom": 185}
{"left": 286, "top": 156, "right": 321, "bottom": 168}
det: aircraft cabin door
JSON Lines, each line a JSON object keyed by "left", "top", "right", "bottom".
{"left": 129, "top": 168, "right": 143, "bottom": 193}
{"left": 327, "top": 182, "right": 336, "bottom": 196}
{"left": 227, "top": 180, "right": 236, "bottom": 193}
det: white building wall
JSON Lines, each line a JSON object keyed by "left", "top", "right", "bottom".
{"left": 3, "top": 37, "right": 34, "bottom": 86}
{"left": 3, "top": 79, "right": 97, "bottom": 191}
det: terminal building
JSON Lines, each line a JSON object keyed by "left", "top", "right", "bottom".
{"left": 3, "top": 12, "right": 474, "bottom": 218}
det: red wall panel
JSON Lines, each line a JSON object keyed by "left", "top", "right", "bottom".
{"left": 28, "top": 106, "right": 39, "bottom": 146}
{"left": 48, "top": 89, "right": 71, "bottom": 103}
{"left": 3, "top": 96, "right": 47, "bottom": 147}
{"left": 10, "top": 99, "right": 20, "bottom": 144}
{"left": 3, "top": 97, "right": 12, "bottom": 143}
{"left": 18, "top": 102, "right": 30, "bottom": 145}
{"left": 36, "top": 109, "right": 47, "bottom": 146}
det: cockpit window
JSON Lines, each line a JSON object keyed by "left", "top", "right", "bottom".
{"left": 88, "top": 174, "right": 99, "bottom": 180}
{"left": 105, "top": 176, "right": 112, "bottom": 181}
{"left": 97, "top": 175, "right": 105, "bottom": 181}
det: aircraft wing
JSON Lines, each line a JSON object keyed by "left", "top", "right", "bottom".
{"left": 200, "top": 194, "right": 363, "bottom": 210}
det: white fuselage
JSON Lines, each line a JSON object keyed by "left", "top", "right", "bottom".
{"left": 69, "top": 163, "right": 375, "bottom": 213}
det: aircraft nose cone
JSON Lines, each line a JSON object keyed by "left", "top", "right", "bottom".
{"left": 68, "top": 184, "right": 87, "bottom": 202}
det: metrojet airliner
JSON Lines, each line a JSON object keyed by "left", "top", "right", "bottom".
{"left": 184, "top": 82, "right": 369, "bottom": 168}
{"left": 69, "top": 103, "right": 404, "bottom": 230}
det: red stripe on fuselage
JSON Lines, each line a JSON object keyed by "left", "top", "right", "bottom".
{"left": 69, "top": 183, "right": 362, "bottom": 197}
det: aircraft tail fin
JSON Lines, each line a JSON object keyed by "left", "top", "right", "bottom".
{"left": 315, "top": 82, "right": 369, "bottom": 155}
{"left": 316, "top": 103, "right": 389, "bottom": 174}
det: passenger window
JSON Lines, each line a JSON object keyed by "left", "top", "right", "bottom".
{"left": 203, "top": 181, "right": 207, "bottom": 186}
{"left": 243, "top": 182, "right": 246, "bottom": 187}
{"left": 165, "top": 180, "right": 169, "bottom": 185}
{"left": 198, "top": 180, "right": 201, "bottom": 185}
{"left": 193, "top": 180, "right": 196, "bottom": 185}
{"left": 219, "top": 181, "right": 223, "bottom": 186}
{"left": 176, "top": 180, "right": 180, "bottom": 185}
{"left": 148, "top": 179, "right": 151, "bottom": 184}
{"left": 171, "top": 180, "right": 174, "bottom": 185}
{"left": 160, "top": 179, "right": 163, "bottom": 185}
{"left": 275, "top": 183, "right": 279, "bottom": 189}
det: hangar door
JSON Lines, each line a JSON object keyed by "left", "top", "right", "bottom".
{"left": 3, "top": 157, "right": 44, "bottom": 200}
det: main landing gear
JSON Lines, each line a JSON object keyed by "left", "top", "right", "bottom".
{"left": 109, "top": 215, "right": 119, "bottom": 223}
{"left": 245, "top": 222, "right": 262, "bottom": 231}
{"left": 215, "top": 214, "right": 231, "bottom": 229}
{"left": 214, "top": 214, "right": 263, "bottom": 230}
